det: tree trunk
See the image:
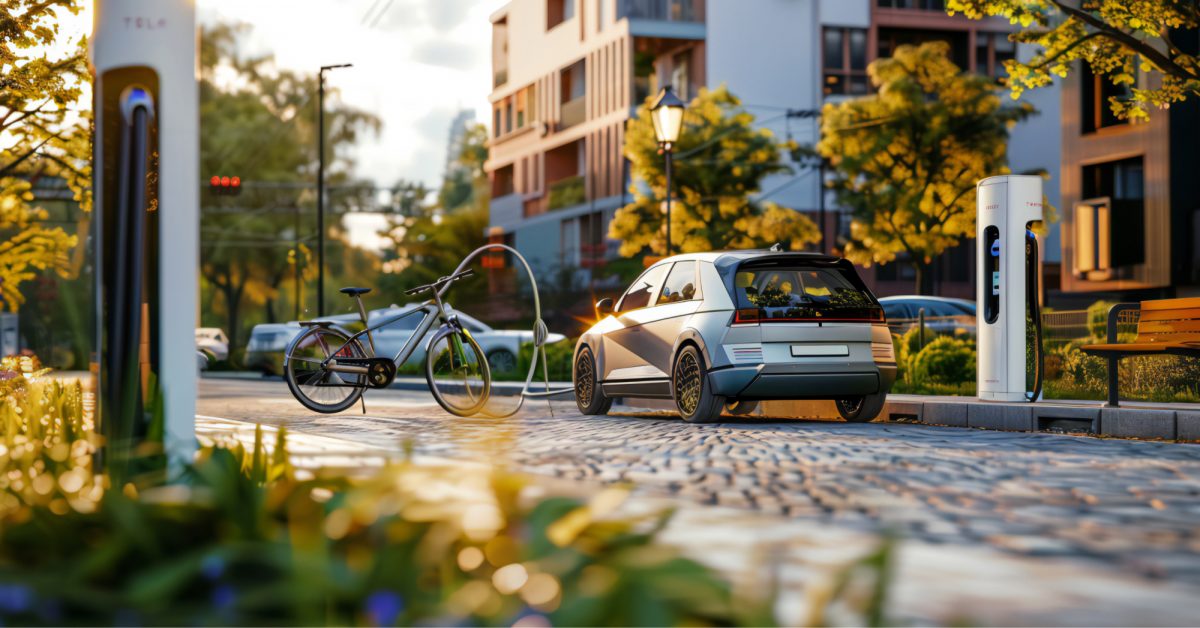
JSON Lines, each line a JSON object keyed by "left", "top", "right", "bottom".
{"left": 913, "top": 261, "right": 935, "bottom": 296}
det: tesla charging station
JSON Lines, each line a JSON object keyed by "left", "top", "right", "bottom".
{"left": 92, "top": 0, "right": 199, "bottom": 470}
{"left": 977, "top": 175, "right": 1045, "bottom": 402}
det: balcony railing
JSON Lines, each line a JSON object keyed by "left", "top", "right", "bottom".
{"left": 547, "top": 175, "right": 585, "bottom": 210}
{"left": 619, "top": 0, "right": 699, "bottom": 22}
{"left": 560, "top": 97, "right": 586, "bottom": 129}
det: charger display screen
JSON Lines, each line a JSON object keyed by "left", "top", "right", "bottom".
{"left": 984, "top": 226, "right": 1000, "bottom": 324}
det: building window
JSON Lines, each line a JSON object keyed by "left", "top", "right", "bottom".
{"left": 878, "top": 27, "right": 969, "bottom": 69}
{"left": 823, "top": 27, "right": 868, "bottom": 97}
{"left": 975, "top": 32, "right": 1016, "bottom": 80}
{"left": 504, "top": 100, "right": 513, "bottom": 134}
{"left": 1077, "top": 157, "right": 1146, "bottom": 275}
{"left": 547, "top": 0, "right": 574, "bottom": 30}
{"left": 1082, "top": 62, "right": 1134, "bottom": 133}
{"left": 877, "top": 0, "right": 946, "bottom": 9}
{"left": 493, "top": 18, "right": 509, "bottom": 88}
{"left": 493, "top": 164, "right": 515, "bottom": 198}
{"left": 560, "top": 59, "right": 586, "bottom": 128}
{"left": 493, "top": 106, "right": 502, "bottom": 138}
{"left": 671, "top": 49, "right": 692, "bottom": 100}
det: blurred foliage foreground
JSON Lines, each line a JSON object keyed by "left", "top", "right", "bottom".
{"left": 0, "top": 360, "right": 780, "bottom": 626}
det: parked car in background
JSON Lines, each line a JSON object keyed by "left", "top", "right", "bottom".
{"left": 573, "top": 250, "right": 897, "bottom": 423}
{"left": 195, "top": 327, "right": 230, "bottom": 361}
{"left": 878, "top": 296, "right": 976, "bottom": 337}
{"left": 245, "top": 323, "right": 301, "bottom": 375}
{"left": 196, "top": 350, "right": 210, "bottom": 371}
{"left": 366, "top": 304, "right": 566, "bottom": 375}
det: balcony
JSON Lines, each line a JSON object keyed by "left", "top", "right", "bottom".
{"left": 548, "top": 175, "right": 585, "bottom": 211}
{"left": 560, "top": 97, "right": 586, "bottom": 129}
{"left": 619, "top": 0, "right": 700, "bottom": 22}
{"left": 489, "top": 192, "right": 523, "bottom": 231}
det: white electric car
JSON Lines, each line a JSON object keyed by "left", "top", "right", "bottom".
{"left": 573, "top": 250, "right": 897, "bottom": 423}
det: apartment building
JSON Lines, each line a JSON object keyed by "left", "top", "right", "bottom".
{"left": 1057, "top": 30, "right": 1200, "bottom": 301}
{"left": 485, "top": 0, "right": 1062, "bottom": 299}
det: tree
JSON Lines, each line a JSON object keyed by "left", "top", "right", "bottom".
{"left": 376, "top": 123, "right": 489, "bottom": 305}
{"left": 947, "top": 0, "right": 1200, "bottom": 121}
{"left": 0, "top": 0, "right": 90, "bottom": 311}
{"left": 815, "top": 42, "right": 1034, "bottom": 294}
{"left": 610, "top": 86, "right": 819, "bottom": 257}
{"left": 199, "top": 23, "right": 380, "bottom": 356}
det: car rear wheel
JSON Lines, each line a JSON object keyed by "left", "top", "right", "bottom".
{"left": 487, "top": 349, "right": 518, "bottom": 374}
{"left": 836, "top": 392, "right": 887, "bottom": 423}
{"left": 573, "top": 346, "right": 612, "bottom": 415}
{"left": 673, "top": 345, "right": 725, "bottom": 424}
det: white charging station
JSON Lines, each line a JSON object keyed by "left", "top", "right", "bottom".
{"left": 92, "top": 0, "right": 198, "bottom": 470}
{"left": 976, "top": 175, "right": 1044, "bottom": 403}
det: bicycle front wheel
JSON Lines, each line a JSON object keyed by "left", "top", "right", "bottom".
{"left": 285, "top": 326, "right": 366, "bottom": 413}
{"left": 425, "top": 327, "right": 491, "bottom": 417}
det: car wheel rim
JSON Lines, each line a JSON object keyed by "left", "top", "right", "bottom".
{"left": 675, "top": 352, "right": 701, "bottom": 416}
{"left": 839, "top": 397, "right": 863, "bottom": 415}
{"left": 489, "top": 351, "right": 516, "bottom": 373}
{"left": 575, "top": 353, "right": 594, "bottom": 406}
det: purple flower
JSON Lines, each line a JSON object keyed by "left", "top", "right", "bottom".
{"left": 200, "top": 555, "right": 225, "bottom": 581}
{"left": 211, "top": 585, "right": 236, "bottom": 611}
{"left": 364, "top": 590, "right": 404, "bottom": 626}
{"left": 0, "top": 584, "right": 32, "bottom": 613}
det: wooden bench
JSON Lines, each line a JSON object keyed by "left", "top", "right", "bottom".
{"left": 1081, "top": 297, "right": 1200, "bottom": 407}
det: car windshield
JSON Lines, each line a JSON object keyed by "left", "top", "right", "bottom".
{"left": 735, "top": 262, "right": 881, "bottom": 321}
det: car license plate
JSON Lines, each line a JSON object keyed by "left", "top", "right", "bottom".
{"left": 790, "top": 344, "right": 849, "bottom": 357}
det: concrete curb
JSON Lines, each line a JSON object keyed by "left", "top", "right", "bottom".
{"left": 885, "top": 396, "right": 1199, "bottom": 442}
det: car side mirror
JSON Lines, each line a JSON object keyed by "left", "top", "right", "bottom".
{"left": 595, "top": 298, "right": 614, "bottom": 318}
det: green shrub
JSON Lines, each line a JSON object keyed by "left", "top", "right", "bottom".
{"left": 909, "top": 336, "right": 976, "bottom": 387}
{"left": 1086, "top": 300, "right": 1117, "bottom": 339}
{"left": 509, "top": 338, "right": 576, "bottom": 383}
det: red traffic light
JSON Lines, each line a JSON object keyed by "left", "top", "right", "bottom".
{"left": 208, "top": 175, "right": 243, "bottom": 196}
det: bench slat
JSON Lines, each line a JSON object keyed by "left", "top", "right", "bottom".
{"left": 1139, "top": 297, "right": 1200, "bottom": 311}
{"left": 1136, "top": 308, "right": 1200, "bottom": 323}
{"left": 1136, "top": 319, "right": 1200, "bottom": 334}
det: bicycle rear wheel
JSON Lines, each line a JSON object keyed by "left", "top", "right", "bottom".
{"left": 285, "top": 326, "right": 367, "bottom": 413}
{"left": 425, "top": 327, "right": 491, "bottom": 417}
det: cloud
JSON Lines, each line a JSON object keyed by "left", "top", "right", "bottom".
{"left": 411, "top": 39, "right": 478, "bottom": 71}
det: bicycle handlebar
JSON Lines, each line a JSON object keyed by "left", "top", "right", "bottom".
{"left": 404, "top": 269, "right": 475, "bottom": 296}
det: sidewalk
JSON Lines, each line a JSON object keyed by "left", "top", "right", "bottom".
{"left": 196, "top": 412, "right": 1200, "bottom": 626}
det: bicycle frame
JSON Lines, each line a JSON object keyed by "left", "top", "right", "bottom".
{"left": 319, "top": 293, "right": 461, "bottom": 376}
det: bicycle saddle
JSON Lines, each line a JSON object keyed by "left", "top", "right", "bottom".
{"left": 339, "top": 287, "right": 372, "bottom": 296}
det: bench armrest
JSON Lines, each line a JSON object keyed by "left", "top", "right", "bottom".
{"left": 1105, "top": 302, "right": 1140, "bottom": 344}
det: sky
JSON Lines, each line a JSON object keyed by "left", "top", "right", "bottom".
{"left": 195, "top": 0, "right": 504, "bottom": 189}
{"left": 61, "top": 0, "right": 505, "bottom": 249}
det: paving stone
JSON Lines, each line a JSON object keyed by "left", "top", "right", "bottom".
{"left": 1100, "top": 408, "right": 1177, "bottom": 440}
{"left": 921, "top": 401, "right": 968, "bottom": 427}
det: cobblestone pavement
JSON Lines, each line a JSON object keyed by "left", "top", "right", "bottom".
{"left": 199, "top": 377, "right": 1200, "bottom": 617}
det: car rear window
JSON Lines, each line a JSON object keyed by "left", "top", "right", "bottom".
{"left": 734, "top": 261, "right": 882, "bottom": 322}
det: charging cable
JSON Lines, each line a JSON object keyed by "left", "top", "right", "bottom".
{"left": 439, "top": 244, "right": 576, "bottom": 418}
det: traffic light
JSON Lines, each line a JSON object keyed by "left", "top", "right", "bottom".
{"left": 208, "top": 175, "right": 242, "bottom": 196}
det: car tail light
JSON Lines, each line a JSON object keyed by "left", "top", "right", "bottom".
{"left": 734, "top": 308, "right": 760, "bottom": 324}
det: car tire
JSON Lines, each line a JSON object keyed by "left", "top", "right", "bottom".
{"left": 672, "top": 345, "right": 725, "bottom": 424}
{"left": 724, "top": 399, "right": 758, "bottom": 416}
{"left": 487, "top": 348, "right": 518, "bottom": 374}
{"left": 836, "top": 392, "right": 887, "bottom": 423}
{"left": 573, "top": 346, "right": 612, "bottom": 415}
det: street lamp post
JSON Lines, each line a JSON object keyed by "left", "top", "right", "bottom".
{"left": 317, "top": 63, "right": 352, "bottom": 317}
{"left": 650, "top": 86, "right": 685, "bottom": 257}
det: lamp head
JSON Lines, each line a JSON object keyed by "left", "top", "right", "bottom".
{"left": 650, "top": 86, "right": 685, "bottom": 148}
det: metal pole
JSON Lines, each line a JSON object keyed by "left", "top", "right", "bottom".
{"left": 665, "top": 146, "right": 673, "bottom": 256}
{"left": 316, "top": 69, "right": 326, "bottom": 317}
{"left": 294, "top": 204, "right": 301, "bottom": 320}
{"left": 818, "top": 157, "right": 826, "bottom": 255}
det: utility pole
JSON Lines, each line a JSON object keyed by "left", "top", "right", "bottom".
{"left": 316, "top": 63, "right": 352, "bottom": 317}
{"left": 786, "top": 108, "right": 824, "bottom": 253}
